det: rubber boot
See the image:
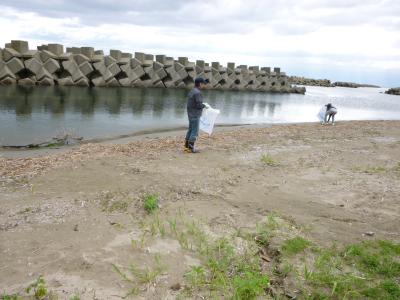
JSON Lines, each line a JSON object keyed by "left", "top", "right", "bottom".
{"left": 188, "top": 141, "right": 198, "bottom": 153}
{"left": 184, "top": 140, "right": 191, "bottom": 152}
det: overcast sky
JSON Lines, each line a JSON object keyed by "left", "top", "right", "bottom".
{"left": 1, "top": 0, "right": 399, "bottom": 87}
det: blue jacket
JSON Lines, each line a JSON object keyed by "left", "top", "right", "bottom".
{"left": 187, "top": 87, "right": 205, "bottom": 118}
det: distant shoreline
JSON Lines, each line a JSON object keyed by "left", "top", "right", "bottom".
{"left": 289, "top": 76, "right": 381, "bottom": 88}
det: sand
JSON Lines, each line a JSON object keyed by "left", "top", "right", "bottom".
{"left": 1, "top": 120, "right": 399, "bottom": 298}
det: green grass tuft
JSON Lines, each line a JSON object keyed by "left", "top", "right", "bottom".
{"left": 261, "top": 154, "right": 279, "bottom": 167}
{"left": 25, "top": 277, "right": 48, "bottom": 300}
{"left": 363, "top": 166, "right": 387, "bottom": 174}
{"left": 1, "top": 295, "right": 19, "bottom": 300}
{"left": 344, "top": 240, "right": 400, "bottom": 277}
{"left": 233, "top": 271, "right": 269, "bottom": 300}
{"left": 281, "top": 236, "right": 312, "bottom": 255}
{"left": 143, "top": 194, "right": 158, "bottom": 213}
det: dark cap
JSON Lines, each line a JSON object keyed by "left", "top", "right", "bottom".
{"left": 194, "top": 77, "right": 209, "bottom": 85}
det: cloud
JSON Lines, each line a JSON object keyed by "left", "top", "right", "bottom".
{"left": 0, "top": 0, "right": 399, "bottom": 86}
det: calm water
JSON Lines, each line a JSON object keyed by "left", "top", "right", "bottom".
{"left": 0, "top": 85, "right": 399, "bottom": 146}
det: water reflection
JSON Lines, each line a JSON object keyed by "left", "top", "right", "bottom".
{"left": 1, "top": 85, "right": 400, "bottom": 146}
{"left": 0, "top": 85, "right": 283, "bottom": 120}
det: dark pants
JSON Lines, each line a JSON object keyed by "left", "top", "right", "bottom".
{"left": 185, "top": 117, "right": 200, "bottom": 142}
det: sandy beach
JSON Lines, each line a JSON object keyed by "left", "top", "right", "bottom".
{"left": 1, "top": 120, "right": 399, "bottom": 299}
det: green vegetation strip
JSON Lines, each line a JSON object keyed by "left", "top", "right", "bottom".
{"left": 3, "top": 213, "right": 399, "bottom": 299}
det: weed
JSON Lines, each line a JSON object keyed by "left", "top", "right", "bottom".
{"left": 177, "top": 231, "right": 190, "bottom": 250}
{"left": 261, "top": 154, "right": 279, "bottom": 167}
{"left": 143, "top": 194, "right": 158, "bottom": 213}
{"left": 279, "top": 261, "right": 294, "bottom": 277}
{"left": 25, "top": 277, "right": 48, "bottom": 300}
{"left": 114, "top": 210, "right": 400, "bottom": 299}
{"left": 297, "top": 239, "right": 400, "bottom": 299}
{"left": 254, "top": 214, "right": 279, "bottom": 247}
{"left": 69, "top": 295, "right": 81, "bottom": 300}
{"left": 344, "top": 240, "right": 400, "bottom": 277}
{"left": 168, "top": 218, "right": 177, "bottom": 236}
{"left": 281, "top": 237, "right": 312, "bottom": 255}
{"left": 154, "top": 214, "right": 166, "bottom": 236}
{"left": 112, "top": 254, "right": 166, "bottom": 297}
{"left": 363, "top": 166, "right": 387, "bottom": 174}
{"left": 233, "top": 271, "right": 269, "bottom": 300}
{"left": 362, "top": 280, "right": 400, "bottom": 299}
{"left": 1, "top": 294, "right": 19, "bottom": 300}
{"left": 177, "top": 219, "right": 269, "bottom": 299}
{"left": 184, "top": 266, "right": 206, "bottom": 288}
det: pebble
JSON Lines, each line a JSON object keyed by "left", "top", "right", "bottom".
{"left": 364, "top": 231, "right": 375, "bottom": 236}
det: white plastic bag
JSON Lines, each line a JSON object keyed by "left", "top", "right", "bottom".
{"left": 200, "top": 105, "right": 220, "bottom": 135}
{"left": 317, "top": 106, "right": 326, "bottom": 122}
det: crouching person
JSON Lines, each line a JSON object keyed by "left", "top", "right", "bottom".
{"left": 184, "top": 77, "right": 209, "bottom": 153}
{"left": 324, "top": 103, "right": 337, "bottom": 125}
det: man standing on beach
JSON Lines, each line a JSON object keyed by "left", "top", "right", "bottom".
{"left": 184, "top": 77, "right": 209, "bottom": 153}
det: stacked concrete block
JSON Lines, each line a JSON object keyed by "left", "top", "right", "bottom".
{"left": 116, "top": 56, "right": 142, "bottom": 87}
{"left": 143, "top": 65, "right": 161, "bottom": 84}
{"left": 37, "top": 45, "right": 48, "bottom": 51}
{"left": 10, "top": 40, "right": 29, "bottom": 54}
{"left": 6, "top": 57, "right": 25, "bottom": 75}
{"left": 21, "top": 50, "right": 41, "bottom": 60}
{"left": 57, "top": 77, "right": 74, "bottom": 86}
{"left": 104, "top": 56, "right": 121, "bottom": 77}
{"left": 40, "top": 50, "right": 61, "bottom": 85}
{"left": 3, "top": 48, "right": 21, "bottom": 62}
{"left": 18, "top": 77, "right": 37, "bottom": 85}
{"left": 110, "top": 49, "right": 122, "bottom": 62}
{"left": 37, "top": 67, "right": 54, "bottom": 85}
{"left": 66, "top": 47, "right": 81, "bottom": 55}
{"left": 164, "top": 56, "right": 174, "bottom": 67}
{"left": 174, "top": 61, "right": 188, "bottom": 80}
{"left": 195, "top": 60, "right": 205, "bottom": 73}
{"left": 163, "top": 66, "right": 181, "bottom": 87}
{"left": 0, "top": 56, "right": 17, "bottom": 85}
{"left": 261, "top": 67, "right": 271, "bottom": 74}
{"left": 40, "top": 50, "right": 57, "bottom": 62}
{"left": 48, "top": 44, "right": 64, "bottom": 56}
{"left": 178, "top": 57, "right": 196, "bottom": 85}
{"left": 140, "top": 54, "right": 164, "bottom": 86}
{"left": 0, "top": 39, "right": 302, "bottom": 93}
{"left": 81, "top": 47, "right": 94, "bottom": 60}
{"left": 119, "top": 52, "right": 131, "bottom": 65}
{"left": 24, "top": 57, "right": 43, "bottom": 75}
{"left": 210, "top": 62, "right": 222, "bottom": 88}
{"left": 62, "top": 59, "right": 88, "bottom": 86}
{"left": 144, "top": 54, "right": 154, "bottom": 67}
{"left": 91, "top": 52, "right": 104, "bottom": 63}
{"left": 163, "top": 58, "right": 183, "bottom": 88}
{"left": 92, "top": 61, "right": 113, "bottom": 86}
{"left": 91, "top": 55, "right": 121, "bottom": 86}
{"left": 153, "top": 61, "right": 167, "bottom": 81}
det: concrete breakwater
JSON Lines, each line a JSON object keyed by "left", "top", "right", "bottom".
{"left": 0, "top": 40, "right": 305, "bottom": 94}
{"left": 289, "top": 76, "right": 381, "bottom": 88}
{"left": 385, "top": 87, "right": 400, "bottom": 95}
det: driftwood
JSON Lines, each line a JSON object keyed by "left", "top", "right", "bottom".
{"left": 1, "top": 134, "right": 83, "bottom": 149}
